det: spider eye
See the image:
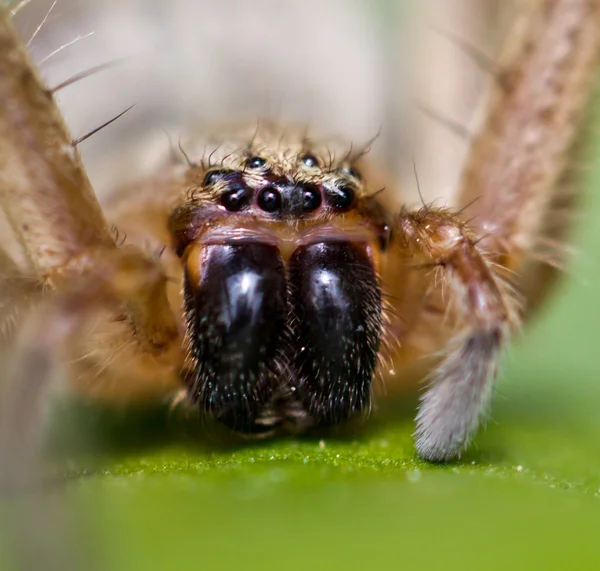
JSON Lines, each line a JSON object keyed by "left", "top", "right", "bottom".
{"left": 246, "top": 156, "right": 267, "bottom": 169}
{"left": 299, "top": 153, "right": 319, "bottom": 168}
{"left": 299, "top": 184, "right": 322, "bottom": 212}
{"left": 327, "top": 182, "right": 356, "bottom": 211}
{"left": 204, "top": 169, "right": 231, "bottom": 186}
{"left": 257, "top": 187, "right": 282, "bottom": 213}
{"left": 220, "top": 185, "right": 252, "bottom": 212}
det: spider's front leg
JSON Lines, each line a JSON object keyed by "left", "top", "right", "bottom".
{"left": 397, "top": 0, "right": 600, "bottom": 461}
{"left": 0, "top": 5, "right": 182, "bottom": 478}
{"left": 0, "top": 5, "right": 114, "bottom": 279}
{"left": 0, "top": 4, "right": 180, "bottom": 363}
{"left": 391, "top": 209, "right": 520, "bottom": 461}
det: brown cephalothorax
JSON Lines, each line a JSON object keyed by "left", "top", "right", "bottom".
{"left": 0, "top": 0, "right": 599, "bottom": 464}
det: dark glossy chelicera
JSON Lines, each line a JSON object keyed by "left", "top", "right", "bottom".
{"left": 182, "top": 238, "right": 382, "bottom": 434}
{"left": 184, "top": 243, "right": 287, "bottom": 433}
{"left": 289, "top": 241, "right": 381, "bottom": 424}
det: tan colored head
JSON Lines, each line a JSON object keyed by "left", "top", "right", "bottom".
{"left": 168, "top": 122, "right": 391, "bottom": 261}
{"left": 164, "top": 122, "right": 391, "bottom": 434}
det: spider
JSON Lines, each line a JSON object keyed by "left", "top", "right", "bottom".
{"left": 0, "top": 0, "right": 598, "bottom": 465}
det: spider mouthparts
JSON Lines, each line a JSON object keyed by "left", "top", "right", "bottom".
{"left": 182, "top": 239, "right": 382, "bottom": 432}
{"left": 183, "top": 242, "right": 287, "bottom": 432}
{"left": 289, "top": 241, "right": 382, "bottom": 424}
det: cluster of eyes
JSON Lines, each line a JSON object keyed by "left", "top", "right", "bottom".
{"left": 203, "top": 153, "right": 358, "bottom": 214}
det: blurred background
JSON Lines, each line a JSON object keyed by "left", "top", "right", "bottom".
{"left": 7, "top": 0, "right": 515, "bottom": 201}
{"left": 1, "top": 0, "right": 600, "bottom": 570}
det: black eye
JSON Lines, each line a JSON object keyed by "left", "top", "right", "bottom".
{"left": 257, "top": 187, "right": 282, "bottom": 213}
{"left": 247, "top": 156, "right": 267, "bottom": 169}
{"left": 300, "top": 153, "right": 319, "bottom": 168}
{"left": 204, "top": 169, "right": 231, "bottom": 186}
{"left": 220, "top": 186, "right": 252, "bottom": 212}
{"left": 328, "top": 182, "right": 356, "bottom": 211}
{"left": 300, "top": 184, "right": 322, "bottom": 212}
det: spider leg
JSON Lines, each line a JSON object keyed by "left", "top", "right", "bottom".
{"left": 0, "top": 7, "right": 114, "bottom": 280}
{"left": 0, "top": 247, "right": 180, "bottom": 489}
{"left": 398, "top": 0, "right": 600, "bottom": 462}
{"left": 0, "top": 248, "right": 182, "bottom": 571}
{"left": 395, "top": 209, "right": 521, "bottom": 462}
{"left": 0, "top": 248, "right": 41, "bottom": 343}
{"left": 0, "top": 6, "right": 180, "bottom": 378}
{"left": 455, "top": 0, "right": 600, "bottom": 274}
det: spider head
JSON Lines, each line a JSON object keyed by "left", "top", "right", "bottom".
{"left": 169, "top": 124, "right": 389, "bottom": 256}
{"left": 168, "top": 124, "right": 391, "bottom": 435}
{"left": 173, "top": 125, "right": 368, "bottom": 227}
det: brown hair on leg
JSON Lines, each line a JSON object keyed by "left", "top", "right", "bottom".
{"left": 0, "top": 6, "right": 114, "bottom": 281}
{"left": 456, "top": 0, "right": 600, "bottom": 276}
